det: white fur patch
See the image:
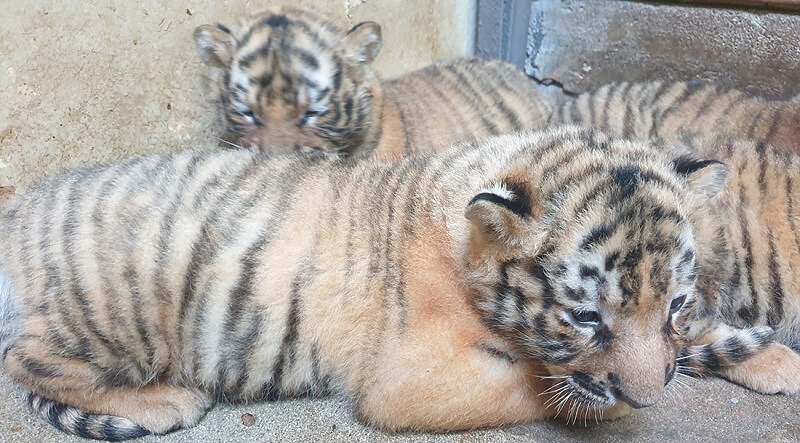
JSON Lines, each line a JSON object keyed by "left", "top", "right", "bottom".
{"left": 479, "top": 183, "right": 515, "bottom": 201}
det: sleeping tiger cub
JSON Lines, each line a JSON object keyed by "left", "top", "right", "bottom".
{"left": 1, "top": 126, "right": 799, "bottom": 440}
{"left": 552, "top": 81, "right": 800, "bottom": 153}
{"left": 193, "top": 7, "right": 551, "bottom": 159}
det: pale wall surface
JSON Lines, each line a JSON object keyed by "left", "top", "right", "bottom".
{"left": 0, "top": 0, "right": 476, "bottom": 193}
{"left": 527, "top": 0, "right": 800, "bottom": 103}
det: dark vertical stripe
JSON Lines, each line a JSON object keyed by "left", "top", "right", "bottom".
{"left": 763, "top": 104, "right": 783, "bottom": 144}
{"left": 786, "top": 175, "right": 800, "bottom": 262}
{"left": 63, "top": 169, "right": 132, "bottom": 364}
{"left": 221, "top": 163, "right": 312, "bottom": 393}
{"left": 262, "top": 257, "right": 309, "bottom": 400}
{"left": 381, "top": 161, "right": 419, "bottom": 332}
{"left": 747, "top": 108, "right": 766, "bottom": 139}
{"left": 736, "top": 162, "right": 760, "bottom": 325}
{"left": 656, "top": 83, "right": 698, "bottom": 130}
{"left": 765, "top": 233, "right": 785, "bottom": 327}
{"left": 433, "top": 65, "right": 497, "bottom": 135}
{"left": 462, "top": 61, "right": 522, "bottom": 129}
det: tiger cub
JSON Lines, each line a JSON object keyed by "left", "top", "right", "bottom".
{"left": 2, "top": 127, "right": 799, "bottom": 440}
{"left": 193, "top": 7, "right": 551, "bottom": 159}
{"left": 551, "top": 81, "right": 800, "bottom": 153}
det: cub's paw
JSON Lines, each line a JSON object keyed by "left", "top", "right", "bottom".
{"left": 127, "top": 386, "right": 214, "bottom": 434}
{"left": 720, "top": 342, "right": 800, "bottom": 395}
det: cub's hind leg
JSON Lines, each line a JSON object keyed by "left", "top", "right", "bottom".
{"left": 683, "top": 323, "right": 800, "bottom": 394}
{"left": 3, "top": 338, "right": 212, "bottom": 439}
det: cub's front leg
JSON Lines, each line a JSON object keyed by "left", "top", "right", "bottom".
{"left": 350, "top": 334, "right": 555, "bottom": 432}
{"left": 684, "top": 323, "right": 800, "bottom": 394}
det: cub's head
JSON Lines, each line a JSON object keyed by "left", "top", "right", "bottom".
{"left": 194, "top": 7, "right": 382, "bottom": 155}
{"left": 465, "top": 129, "right": 728, "bottom": 413}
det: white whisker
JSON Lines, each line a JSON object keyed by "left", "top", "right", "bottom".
{"left": 536, "top": 374, "right": 571, "bottom": 380}
{"left": 215, "top": 136, "right": 246, "bottom": 150}
{"left": 539, "top": 380, "right": 569, "bottom": 396}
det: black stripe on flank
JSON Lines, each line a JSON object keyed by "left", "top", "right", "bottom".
{"left": 461, "top": 61, "right": 522, "bottom": 129}
{"left": 598, "top": 84, "right": 617, "bottom": 129}
{"left": 381, "top": 162, "right": 420, "bottom": 332}
{"left": 123, "top": 266, "right": 156, "bottom": 368}
{"left": 62, "top": 175, "right": 132, "bottom": 364}
{"left": 263, "top": 262, "right": 306, "bottom": 401}
{"left": 16, "top": 353, "right": 62, "bottom": 378}
{"left": 765, "top": 234, "right": 785, "bottom": 327}
{"left": 433, "top": 65, "right": 497, "bottom": 134}
{"left": 763, "top": 105, "right": 783, "bottom": 143}
{"left": 786, "top": 175, "right": 800, "bottom": 268}
{"left": 747, "top": 108, "right": 766, "bottom": 139}
{"left": 736, "top": 165, "right": 759, "bottom": 325}
{"left": 445, "top": 64, "right": 503, "bottom": 133}
{"left": 657, "top": 83, "right": 696, "bottom": 127}
{"left": 621, "top": 83, "right": 637, "bottom": 137}
{"left": 177, "top": 158, "right": 264, "bottom": 350}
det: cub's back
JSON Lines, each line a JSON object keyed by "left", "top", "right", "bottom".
{"left": 553, "top": 81, "right": 800, "bottom": 154}
{"left": 374, "top": 58, "right": 552, "bottom": 159}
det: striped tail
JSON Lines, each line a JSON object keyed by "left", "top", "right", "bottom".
{"left": 677, "top": 326, "right": 774, "bottom": 377}
{"left": 28, "top": 393, "right": 151, "bottom": 441}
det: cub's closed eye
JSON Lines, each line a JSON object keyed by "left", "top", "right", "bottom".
{"left": 304, "top": 108, "right": 326, "bottom": 118}
{"left": 237, "top": 110, "right": 256, "bottom": 122}
{"left": 570, "top": 309, "right": 601, "bottom": 326}
{"left": 669, "top": 294, "right": 687, "bottom": 315}
{"left": 300, "top": 108, "right": 327, "bottom": 126}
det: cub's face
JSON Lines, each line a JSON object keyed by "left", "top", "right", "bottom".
{"left": 465, "top": 147, "right": 728, "bottom": 412}
{"left": 193, "top": 8, "right": 382, "bottom": 155}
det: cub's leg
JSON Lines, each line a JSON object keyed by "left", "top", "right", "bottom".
{"left": 683, "top": 323, "right": 800, "bottom": 394}
{"left": 351, "top": 337, "right": 553, "bottom": 432}
{"left": 4, "top": 338, "right": 212, "bottom": 439}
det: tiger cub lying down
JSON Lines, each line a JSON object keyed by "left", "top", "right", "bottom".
{"left": 1, "top": 127, "right": 799, "bottom": 440}
{"left": 552, "top": 81, "right": 800, "bottom": 153}
{"left": 193, "top": 7, "right": 551, "bottom": 159}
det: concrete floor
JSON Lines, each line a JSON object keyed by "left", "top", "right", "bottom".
{"left": 1, "top": 370, "right": 798, "bottom": 442}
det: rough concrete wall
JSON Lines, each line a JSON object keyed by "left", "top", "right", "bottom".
{"left": 527, "top": 0, "right": 800, "bottom": 102}
{"left": 0, "top": 0, "right": 476, "bottom": 193}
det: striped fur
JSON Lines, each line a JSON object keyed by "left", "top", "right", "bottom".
{"left": 1, "top": 127, "right": 799, "bottom": 439}
{"left": 678, "top": 326, "right": 774, "bottom": 377}
{"left": 28, "top": 393, "right": 150, "bottom": 441}
{"left": 552, "top": 81, "right": 800, "bottom": 154}
{"left": 194, "top": 7, "right": 551, "bottom": 159}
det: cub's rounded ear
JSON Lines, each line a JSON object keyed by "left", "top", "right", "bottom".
{"left": 672, "top": 155, "right": 729, "bottom": 199}
{"left": 194, "top": 24, "right": 236, "bottom": 68}
{"left": 465, "top": 183, "right": 536, "bottom": 256}
{"left": 343, "top": 22, "right": 382, "bottom": 64}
